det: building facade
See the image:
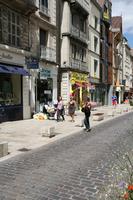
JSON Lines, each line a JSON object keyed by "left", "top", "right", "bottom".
{"left": 59, "top": 0, "right": 90, "bottom": 108}
{"left": 30, "top": 0, "right": 57, "bottom": 113}
{"left": 89, "top": 0, "right": 101, "bottom": 103}
{"left": 112, "top": 16, "right": 123, "bottom": 104}
{"left": 0, "top": 0, "right": 37, "bottom": 122}
{"left": 122, "top": 37, "right": 133, "bottom": 101}
{"left": 98, "top": 0, "right": 112, "bottom": 105}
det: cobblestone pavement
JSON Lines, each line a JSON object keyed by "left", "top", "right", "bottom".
{"left": 0, "top": 113, "right": 133, "bottom": 200}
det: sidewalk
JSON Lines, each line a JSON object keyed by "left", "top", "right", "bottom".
{"left": 0, "top": 104, "right": 132, "bottom": 161}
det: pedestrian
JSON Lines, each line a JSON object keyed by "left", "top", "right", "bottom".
{"left": 56, "top": 96, "right": 65, "bottom": 122}
{"left": 68, "top": 96, "right": 76, "bottom": 122}
{"left": 81, "top": 97, "right": 91, "bottom": 132}
{"left": 112, "top": 93, "right": 117, "bottom": 107}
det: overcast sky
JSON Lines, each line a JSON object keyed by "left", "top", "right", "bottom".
{"left": 112, "top": 0, "right": 133, "bottom": 47}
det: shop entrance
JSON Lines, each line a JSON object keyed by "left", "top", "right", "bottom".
{"left": 0, "top": 73, "right": 23, "bottom": 122}
{"left": 37, "top": 78, "right": 53, "bottom": 104}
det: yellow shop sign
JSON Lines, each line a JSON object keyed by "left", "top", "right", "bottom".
{"left": 70, "top": 72, "right": 88, "bottom": 83}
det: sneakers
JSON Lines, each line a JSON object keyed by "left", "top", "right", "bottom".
{"left": 86, "top": 129, "right": 91, "bottom": 132}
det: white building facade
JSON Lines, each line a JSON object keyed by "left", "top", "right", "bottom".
{"left": 0, "top": 0, "right": 37, "bottom": 122}
{"left": 122, "top": 37, "right": 133, "bottom": 100}
{"left": 30, "top": 0, "right": 57, "bottom": 113}
{"left": 60, "top": 0, "right": 90, "bottom": 108}
{"left": 89, "top": 0, "right": 101, "bottom": 102}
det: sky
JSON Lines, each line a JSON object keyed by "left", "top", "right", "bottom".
{"left": 112, "top": 0, "right": 133, "bottom": 48}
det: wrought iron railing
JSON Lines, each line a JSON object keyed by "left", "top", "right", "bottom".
{"left": 69, "top": 58, "right": 88, "bottom": 71}
{"left": 40, "top": 46, "right": 56, "bottom": 63}
{"left": 71, "top": 25, "right": 87, "bottom": 42}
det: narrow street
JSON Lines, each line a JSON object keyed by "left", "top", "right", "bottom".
{"left": 0, "top": 113, "right": 133, "bottom": 200}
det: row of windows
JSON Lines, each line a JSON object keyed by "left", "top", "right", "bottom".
{"left": 71, "top": 44, "right": 86, "bottom": 62}
{"left": 0, "top": 7, "right": 20, "bottom": 47}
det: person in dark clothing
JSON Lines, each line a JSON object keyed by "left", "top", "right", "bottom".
{"left": 81, "top": 97, "right": 91, "bottom": 132}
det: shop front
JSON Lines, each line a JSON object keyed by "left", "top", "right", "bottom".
{"left": 36, "top": 63, "right": 58, "bottom": 111}
{"left": 0, "top": 49, "right": 31, "bottom": 123}
{"left": 89, "top": 77, "right": 101, "bottom": 103}
{"left": 0, "top": 64, "right": 30, "bottom": 122}
{"left": 61, "top": 71, "right": 89, "bottom": 109}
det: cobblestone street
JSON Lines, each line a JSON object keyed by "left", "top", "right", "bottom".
{"left": 0, "top": 113, "right": 133, "bottom": 200}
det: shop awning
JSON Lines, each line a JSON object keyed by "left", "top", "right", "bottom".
{"left": 0, "top": 64, "right": 30, "bottom": 76}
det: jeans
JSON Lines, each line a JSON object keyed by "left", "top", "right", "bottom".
{"left": 84, "top": 115, "right": 90, "bottom": 129}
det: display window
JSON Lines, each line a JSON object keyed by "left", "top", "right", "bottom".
{"left": 0, "top": 73, "right": 22, "bottom": 106}
{"left": 37, "top": 78, "right": 53, "bottom": 104}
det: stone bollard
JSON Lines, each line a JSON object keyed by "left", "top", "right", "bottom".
{"left": 108, "top": 110, "right": 115, "bottom": 116}
{"left": 41, "top": 126, "right": 55, "bottom": 138}
{"left": 92, "top": 113, "right": 104, "bottom": 121}
{"left": 116, "top": 109, "right": 122, "bottom": 114}
{"left": 0, "top": 142, "right": 8, "bottom": 158}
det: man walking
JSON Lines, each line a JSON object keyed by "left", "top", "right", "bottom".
{"left": 82, "top": 97, "right": 91, "bottom": 132}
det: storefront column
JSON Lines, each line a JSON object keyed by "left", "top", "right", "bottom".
{"left": 80, "top": 86, "right": 82, "bottom": 109}
{"left": 23, "top": 76, "right": 31, "bottom": 119}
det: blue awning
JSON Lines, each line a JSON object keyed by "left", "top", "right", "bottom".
{"left": 0, "top": 64, "right": 30, "bottom": 76}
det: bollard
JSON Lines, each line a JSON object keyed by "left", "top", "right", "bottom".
{"left": 41, "top": 126, "right": 55, "bottom": 137}
{"left": 0, "top": 142, "right": 8, "bottom": 158}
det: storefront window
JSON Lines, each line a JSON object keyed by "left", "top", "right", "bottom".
{"left": 0, "top": 74, "right": 22, "bottom": 106}
{"left": 37, "top": 78, "right": 53, "bottom": 104}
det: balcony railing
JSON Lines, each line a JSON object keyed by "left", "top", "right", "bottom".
{"left": 39, "top": 4, "right": 50, "bottom": 16}
{"left": 5, "top": 0, "right": 38, "bottom": 13}
{"left": 70, "top": 0, "right": 90, "bottom": 14}
{"left": 40, "top": 46, "right": 56, "bottom": 63}
{"left": 71, "top": 25, "right": 87, "bottom": 43}
{"left": 69, "top": 58, "right": 88, "bottom": 71}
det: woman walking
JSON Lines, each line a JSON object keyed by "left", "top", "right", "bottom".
{"left": 56, "top": 96, "right": 65, "bottom": 122}
{"left": 68, "top": 97, "right": 76, "bottom": 122}
{"left": 82, "top": 97, "right": 91, "bottom": 132}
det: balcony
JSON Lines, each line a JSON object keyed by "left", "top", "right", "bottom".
{"left": 70, "top": 0, "right": 90, "bottom": 14}
{"left": 40, "top": 46, "right": 56, "bottom": 63}
{"left": 0, "top": 0, "right": 38, "bottom": 14}
{"left": 69, "top": 58, "right": 88, "bottom": 71}
{"left": 39, "top": 4, "right": 50, "bottom": 17}
{"left": 71, "top": 25, "right": 87, "bottom": 43}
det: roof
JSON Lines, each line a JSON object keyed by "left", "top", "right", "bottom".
{"left": 97, "top": 0, "right": 112, "bottom": 7}
{"left": 112, "top": 16, "right": 122, "bottom": 29}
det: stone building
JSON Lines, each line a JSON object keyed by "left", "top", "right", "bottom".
{"left": 98, "top": 0, "right": 112, "bottom": 105}
{"left": 122, "top": 37, "right": 133, "bottom": 101}
{"left": 30, "top": 0, "right": 57, "bottom": 113}
{"left": 0, "top": 0, "right": 37, "bottom": 122}
{"left": 59, "top": 0, "right": 90, "bottom": 108}
{"left": 89, "top": 0, "right": 101, "bottom": 103}
{"left": 0, "top": 0, "right": 58, "bottom": 122}
{"left": 112, "top": 16, "right": 123, "bottom": 104}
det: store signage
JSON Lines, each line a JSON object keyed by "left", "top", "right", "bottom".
{"left": 70, "top": 72, "right": 88, "bottom": 83}
{"left": 0, "top": 50, "right": 25, "bottom": 65}
{"left": 40, "top": 69, "right": 51, "bottom": 79}
{"left": 26, "top": 57, "right": 39, "bottom": 69}
{"left": 0, "top": 53, "right": 13, "bottom": 60}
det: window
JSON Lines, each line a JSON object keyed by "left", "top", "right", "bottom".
{"left": 8, "top": 11, "right": 20, "bottom": 47}
{"left": 94, "top": 59, "right": 98, "bottom": 77}
{"left": 94, "top": 16, "right": 98, "bottom": 30}
{"left": 40, "top": 0, "right": 48, "bottom": 8}
{"left": 81, "top": 49, "right": 86, "bottom": 62}
{"left": 80, "top": 17, "right": 86, "bottom": 33}
{"left": 72, "top": 44, "right": 77, "bottom": 59}
{"left": 0, "top": 74, "right": 22, "bottom": 106}
{"left": 94, "top": 36, "right": 98, "bottom": 52}
{"left": 40, "top": 29, "right": 47, "bottom": 46}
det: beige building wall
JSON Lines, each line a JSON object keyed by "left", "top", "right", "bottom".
{"left": 89, "top": 0, "right": 100, "bottom": 79}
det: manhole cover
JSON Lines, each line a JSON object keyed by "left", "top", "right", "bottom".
{"left": 18, "top": 148, "right": 31, "bottom": 152}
